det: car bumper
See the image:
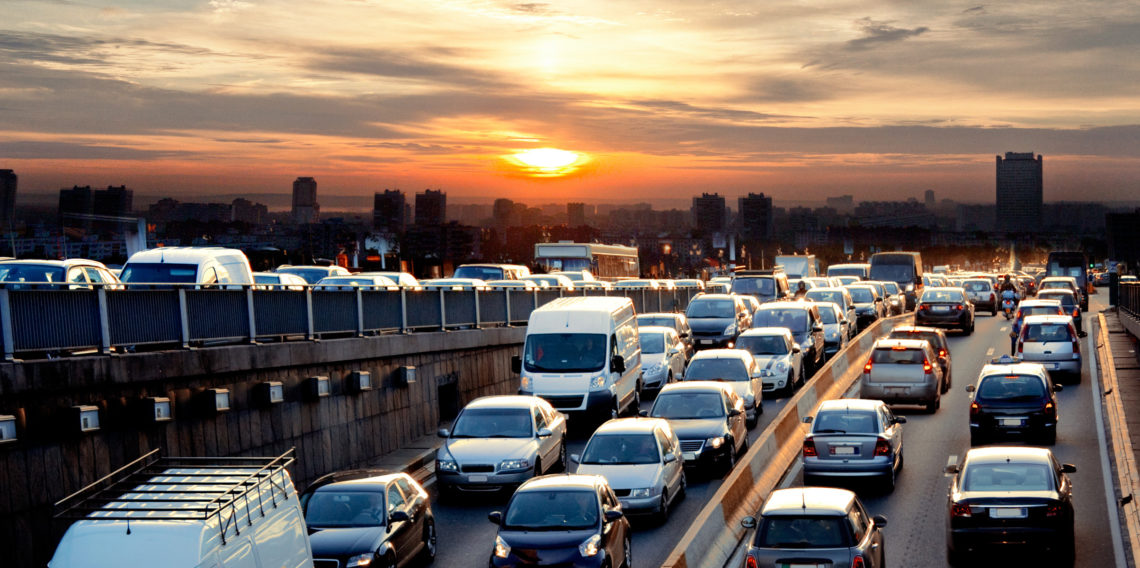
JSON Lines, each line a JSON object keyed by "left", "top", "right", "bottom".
{"left": 761, "top": 373, "right": 791, "bottom": 393}
{"left": 914, "top": 312, "right": 970, "bottom": 328}
{"left": 949, "top": 525, "right": 1071, "bottom": 552}
{"left": 861, "top": 382, "right": 939, "bottom": 404}
{"left": 679, "top": 441, "right": 732, "bottom": 468}
{"left": 1020, "top": 358, "right": 1081, "bottom": 374}
{"left": 692, "top": 335, "right": 735, "bottom": 349}
{"left": 617, "top": 494, "right": 663, "bottom": 515}
{"left": 642, "top": 367, "right": 670, "bottom": 389}
{"left": 803, "top": 456, "right": 894, "bottom": 478}
{"left": 438, "top": 468, "right": 535, "bottom": 492}
{"left": 491, "top": 550, "right": 609, "bottom": 568}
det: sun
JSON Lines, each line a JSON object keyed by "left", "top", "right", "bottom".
{"left": 505, "top": 148, "right": 588, "bottom": 178}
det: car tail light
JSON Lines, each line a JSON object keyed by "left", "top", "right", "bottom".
{"left": 919, "top": 304, "right": 928, "bottom": 311}
{"left": 990, "top": 292, "right": 995, "bottom": 302}
{"left": 851, "top": 556, "right": 866, "bottom": 568}
{"left": 956, "top": 303, "right": 964, "bottom": 310}
{"left": 1044, "top": 401, "right": 1056, "bottom": 420}
{"left": 1045, "top": 504, "right": 1063, "bottom": 518}
{"left": 923, "top": 359, "right": 933, "bottom": 373}
{"left": 864, "top": 359, "right": 873, "bottom": 374}
{"left": 803, "top": 439, "right": 818, "bottom": 457}
{"left": 970, "top": 402, "right": 980, "bottom": 416}
{"left": 939, "top": 348, "right": 947, "bottom": 358}
{"left": 1072, "top": 308, "right": 1079, "bottom": 318}
{"left": 746, "top": 556, "right": 758, "bottom": 568}
{"left": 951, "top": 503, "right": 973, "bottom": 517}
{"left": 874, "top": 438, "right": 890, "bottom": 456}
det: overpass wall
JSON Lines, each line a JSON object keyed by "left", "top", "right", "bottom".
{"left": 0, "top": 327, "right": 525, "bottom": 567}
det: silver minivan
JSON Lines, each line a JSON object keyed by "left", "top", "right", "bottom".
{"left": 1017, "top": 314, "right": 1082, "bottom": 383}
{"left": 861, "top": 338, "right": 944, "bottom": 412}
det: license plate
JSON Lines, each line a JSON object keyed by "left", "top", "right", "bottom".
{"left": 700, "top": 340, "right": 713, "bottom": 345}
{"left": 933, "top": 305, "right": 950, "bottom": 312}
{"left": 831, "top": 446, "right": 857, "bottom": 456}
{"left": 1000, "top": 418, "right": 1024, "bottom": 427}
{"left": 682, "top": 452, "right": 697, "bottom": 461}
{"left": 781, "top": 564, "right": 825, "bottom": 568}
{"left": 468, "top": 475, "right": 488, "bottom": 482}
{"left": 990, "top": 507, "right": 1027, "bottom": 519}
{"left": 1046, "top": 363, "right": 1059, "bottom": 370}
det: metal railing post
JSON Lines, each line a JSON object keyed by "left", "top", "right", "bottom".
{"left": 505, "top": 288, "right": 512, "bottom": 326}
{"left": 97, "top": 286, "right": 112, "bottom": 354}
{"left": 246, "top": 287, "right": 258, "bottom": 344}
{"left": 474, "top": 289, "right": 481, "bottom": 329}
{"left": 178, "top": 287, "right": 191, "bottom": 348}
{"left": 305, "top": 288, "right": 315, "bottom": 341}
{"left": 0, "top": 289, "right": 13, "bottom": 360}
{"left": 439, "top": 289, "right": 447, "bottom": 331}
{"left": 355, "top": 288, "right": 365, "bottom": 337}
{"left": 400, "top": 289, "right": 409, "bottom": 333}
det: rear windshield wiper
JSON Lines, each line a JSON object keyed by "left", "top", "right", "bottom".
{"left": 814, "top": 428, "right": 847, "bottom": 434}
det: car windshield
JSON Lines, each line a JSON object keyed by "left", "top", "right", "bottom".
{"left": 736, "top": 335, "right": 788, "bottom": 355}
{"left": 848, "top": 288, "right": 874, "bottom": 302}
{"left": 731, "top": 277, "right": 775, "bottom": 296}
{"left": 814, "top": 411, "right": 878, "bottom": 434}
{"left": 580, "top": 434, "right": 660, "bottom": 465}
{"left": 121, "top": 263, "right": 198, "bottom": 284}
{"left": 640, "top": 332, "right": 666, "bottom": 354}
{"left": 922, "top": 290, "right": 963, "bottom": 303}
{"left": 818, "top": 308, "right": 838, "bottom": 324}
{"left": 757, "top": 516, "right": 849, "bottom": 548}
{"left": 963, "top": 463, "right": 1054, "bottom": 492}
{"left": 964, "top": 280, "right": 990, "bottom": 292}
{"left": 882, "top": 282, "right": 901, "bottom": 294}
{"left": 830, "top": 267, "right": 866, "bottom": 278}
{"left": 870, "top": 265, "right": 913, "bottom": 284}
{"left": 686, "top": 358, "right": 749, "bottom": 381}
{"left": 304, "top": 491, "right": 385, "bottom": 528}
{"left": 753, "top": 309, "right": 808, "bottom": 331}
{"left": 278, "top": 267, "right": 330, "bottom": 284}
{"left": 1024, "top": 324, "right": 1072, "bottom": 343}
{"left": 977, "top": 375, "right": 1047, "bottom": 401}
{"left": 871, "top": 348, "right": 924, "bottom": 364}
{"left": 524, "top": 333, "right": 607, "bottom": 373}
{"left": 686, "top": 299, "right": 735, "bottom": 319}
{"left": 504, "top": 490, "right": 599, "bottom": 531}
{"left": 806, "top": 290, "right": 844, "bottom": 307}
{"left": 638, "top": 316, "right": 675, "bottom": 328}
{"left": 651, "top": 392, "right": 725, "bottom": 419}
{"left": 0, "top": 264, "right": 66, "bottom": 285}
{"left": 450, "top": 408, "right": 532, "bottom": 438}
{"left": 453, "top": 266, "right": 504, "bottom": 280}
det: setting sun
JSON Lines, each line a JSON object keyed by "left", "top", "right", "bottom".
{"left": 504, "top": 148, "right": 588, "bottom": 178}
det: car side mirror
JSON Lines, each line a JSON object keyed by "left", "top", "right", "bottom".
{"left": 1079, "top": 331, "right": 1087, "bottom": 338}
{"left": 874, "top": 298, "right": 883, "bottom": 303}
{"left": 603, "top": 508, "right": 624, "bottom": 523}
{"left": 728, "top": 408, "right": 743, "bottom": 417}
{"left": 893, "top": 416, "right": 907, "bottom": 424}
{"left": 945, "top": 464, "right": 959, "bottom": 475}
{"left": 965, "top": 385, "right": 976, "bottom": 393}
{"left": 663, "top": 453, "right": 677, "bottom": 464}
{"left": 1054, "top": 384, "right": 1064, "bottom": 392}
{"left": 511, "top": 355, "right": 522, "bottom": 374}
{"left": 437, "top": 428, "right": 450, "bottom": 438}
{"left": 741, "top": 516, "right": 757, "bottom": 529}
{"left": 802, "top": 416, "right": 814, "bottom": 424}
{"left": 1061, "top": 463, "right": 1077, "bottom": 474}
{"left": 812, "top": 323, "right": 824, "bottom": 332}
{"left": 872, "top": 515, "right": 888, "bottom": 527}
{"left": 570, "top": 454, "right": 581, "bottom": 464}
{"left": 680, "top": 332, "right": 690, "bottom": 338}
{"left": 611, "top": 355, "right": 626, "bottom": 374}
{"left": 537, "top": 427, "right": 553, "bottom": 438}
{"left": 792, "top": 344, "right": 802, "bottom": 353}
{"left": 638, "top": 409, "right": 650, "bottom": 417}
{"left": 389, "top": 510, "right": 410, "bottom": 524}
{"left": 668, "top": 348, "right": 680, "bottom": 356}
{"left": 488, "top": 511, "right": 503, "bottom": 525}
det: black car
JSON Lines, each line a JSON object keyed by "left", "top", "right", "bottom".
{"left": 888, "top": 325, "right": 953, "bottom": 393}
{"left": 914, "top": 287, "right": 975, "bottom": 334}
{"left": 946, "top": 447, "right": 1076, "bottom": 566}
{"left": 844, "top": 285, "right": 884, "bottom": 331}
{"left": 488, "top": 474, "right": 632, "bottom": 568}
{"left": 751, "top": 301, "right": 826, "bottom": 376}
{"left": 300, "top": 470, "right": 436, "bottom": 568}
{"left": 967, "top": 357, "right": 1062, "bottom": 446}
{"left": 642, "top": 381, "right": 749, "bottom": 476}
{"left": 1035, "top": 289, "right": 1083, "bottom": 335}
{"left": 684, "top": 294, "right": 751, "bottom": 350}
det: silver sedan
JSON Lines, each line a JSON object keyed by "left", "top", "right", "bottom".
{"left": 802, "top": 399, "right": 906, "bottom": 492}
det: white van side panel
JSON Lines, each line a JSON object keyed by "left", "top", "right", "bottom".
{"left": 253, "top": 501, "right": 314, "bottom": 568}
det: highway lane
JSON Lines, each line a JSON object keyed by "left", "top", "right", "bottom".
{"left": 783, "top": 297, "right": 1117, "bottom": 567}
{"left": 428, "top": 382, "right": 800, "bottom": 567}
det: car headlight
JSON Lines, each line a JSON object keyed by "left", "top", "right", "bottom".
{"left": 647, "top": 361, "right": 664, "bottom": 372}
{"left": 723, "top": 323, "right": 737, "bottom": 335}
{"left": 743, "top": 394, "right": 755, "bottom": 406}
{"left": 775, "top": 361, "right": 788, "bottom": 372}
{"left": 906, "top": 284, "right": 914, "bottom": 292}
{"left": 347, "top": 553, "right": 376, "bottom": 567}
{"left": 579, "top": 534, "right": 602, "bottom": 557}
{"left": 437, "top": 459, "right": 458, "bottom": 472}
{"left": 520, "top": 376, "right": 531, "bottom": 391}
{"left": 494, "top": 535, "right": 512, "bottom": 559}
{"left": 706, "top": 436, "right": 724, "bottom": 449}
{"left": 590, "top": 375, "right": 607, "bottom": 390}
{"left": 499, "top": 458, "right": 530, "bottom": 472}
{"left": 628, "top": 487, "right": 654, "bottom": 498}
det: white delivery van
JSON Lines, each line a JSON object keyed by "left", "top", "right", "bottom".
{"left": 121, "top": 247, "right": 255, "bottom": 288}
{"left": 513, "top": 296, "right": 642, "bottom": 422}
{"left": 50, "top": 449, "right": 313, "bottom": 568}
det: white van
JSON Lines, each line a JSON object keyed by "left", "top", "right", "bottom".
{"left": 513, "top": 296, "right": 642, "bottom": 422}
{"left": 50, "top": 449, "right": 313, "bottom": 568}
{"left": 121, "top": 247, "right": 255, "bottom": 288}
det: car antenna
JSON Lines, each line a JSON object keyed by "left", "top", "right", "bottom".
{"left": 802, "top": 491, "right": 807, "bottom": 511}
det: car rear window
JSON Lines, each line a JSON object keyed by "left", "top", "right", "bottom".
{"left": 871, "top": 348, "right": 924, "bottom": 364}
{"left": 736, "top": 335, "right": 788, "bottom": 355}
{"left": 921, "top": 290, "right": 963, "bottom": 303}
{"left": 754, "top": 309, "right": 809, "bottom": 331}
{"left": 976, "top": 375, "right": 1046, "bottom": 400}
{"left": 732, "top": 277, "right": 776, "bottom": 296}
{"left": 756, "top": 516, "right": 850, "bottom": 548}
{"left": 964, "top": 280, "right": 991, "bottom": 291}
{"left": 1024, "top": 323, "right": 1072, "bottom": 342}
{"left": 686, "top": 299, "right": 735, "bottom": 319}
{"left": 963, "top": 463, "right": 1054, "bottom": 492}
{"left": 848, "top": 288, "right": 874, "bottom": 302}
{"left": 813, "top": 411, "right": 878, "bottom": 434}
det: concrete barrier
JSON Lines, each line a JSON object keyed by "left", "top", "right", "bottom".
{"left": 661, "top": 315, "right": 907, "bottom": 568}
{"left": 1096, "top": 312, "right": 1140, "bottom": 563}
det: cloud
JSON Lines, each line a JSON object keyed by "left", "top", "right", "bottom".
{"left": 845, "top": 18, "right": 929, "bottom": 51}
{"left": 0, "top": 31, "right": 219, "bottom": 67}
{"left": 0, "top": 140, "right": 192, "bottom": 160}
{"left": 305, "top": 47, "right": 516, "bottom": 89}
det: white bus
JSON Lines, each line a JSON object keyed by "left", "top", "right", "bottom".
{"left": 534, "top": 242, "right": 640, "bottom": 281}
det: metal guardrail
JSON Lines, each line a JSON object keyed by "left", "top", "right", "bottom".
{"left": 0, "top": 284, "right": 703, "bottom": 359}
{"left": 1121, "top": 282, "right": 1140, "bottom": 319}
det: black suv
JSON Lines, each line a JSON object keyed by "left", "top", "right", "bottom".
{"left": 684, "top": 293, "right": 751, "bottom": 350}
{"left": 966, "top": 357, "right": 1062, "bottom": 446}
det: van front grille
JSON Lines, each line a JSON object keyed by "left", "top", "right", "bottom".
{"left": 544, "top": 395, "right": 584, "bottom": 409}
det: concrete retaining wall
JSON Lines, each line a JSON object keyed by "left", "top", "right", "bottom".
{"left": 0, "top": 328, "right": 525, "bottom": 568}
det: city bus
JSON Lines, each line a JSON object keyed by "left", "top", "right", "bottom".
{"left": 1046, "top": 250, "right": 1089, "bottom": 309}
{"left": 534, "top": 242, "right": 640, "bottom": 280}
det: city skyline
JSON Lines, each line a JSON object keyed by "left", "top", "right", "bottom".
{"left": 3, "top": 1, "right": 1140, "bottom": 203}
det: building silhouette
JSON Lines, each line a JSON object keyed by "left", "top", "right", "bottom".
{"left": 0, "top": 169, "right": 16, "bottom": 232}
{"left": 94, "top": 185, "right": 133, "bottom": 217}
{"left": 738, "top": 192, "right": 774, "bottom": 240}
{"left": 231, "top": 198, "right": 268, "bottom": 224}
{"left": 924, "top": 190, "right": 935, "bottom": 210}
{"left": 567, "top": 202, "right": 586, "bottom": 227}
{"left": 373, "top": 190, "right": 406, "bottom": 233}
{"left": 691, "top": 193, "right": 726, "bottom": 234}
{"left": 291, "top": 177, "right": 319, "bottom": 224}
{"left": 995, "top": 152, "right": 1043, "bottom": 233}
{"left": 415, "top": 189, "right": 446, "bottom": 226}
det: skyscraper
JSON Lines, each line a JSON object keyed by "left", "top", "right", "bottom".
{"left": 94, "top": 185, "right": 133, "bottom": 217}
{"left": 567, "top": 202, "right": 586, "bottom": 227}
{"left": 415, "top": 189, "right": 446, "bottom": 226}
{"left": 691, "top": 193, "right": 726, "bottom": 234}
{"left": 373, "top": 190, "right": 406, "bottom": 233}
{"left": 995, "top": 152, "right": 1043, "bottom": 233}
{"left": 291, "top": 177, "right": 319, "bottom": 224}
{"left": 0, "top": 169, "right": 15, "bottom": 230}
{"left": 738, "top": 192, "right": 774, "bottom": 240}
{"left": 924, "top": 190, "right": 935, "bottom": 210}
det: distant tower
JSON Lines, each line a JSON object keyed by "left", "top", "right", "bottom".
{"left": 415, "top": 189, "right": 446, "bottom": 226}
{"left": 373, "top": 190, "right": 406, "bottom": 233}
{"left": 996, "top": 152, "right": 1043, "bottom": 233}
{"left": 738, "top": 193, "right": 774, "bottom": 240}
{"left": 691, "top": 193, "right": 727, "bottom": 233}
{"left": 924, "top": 190, "right": 935, "bottom": 210}
{"left": 567, "top": 202, "right": 586, "bottom": 227}
{"left": 291, "top": 177, "right": 319, "bottom": 224}
{"left": 0, "top": 169, "right": 15, "bottom": 230}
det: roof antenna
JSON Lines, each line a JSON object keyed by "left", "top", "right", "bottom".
{"left": 802, "top": 491, "right": 807, "bottom": 511}
{"left": 126, "top": 518, "right": 131, "bottom": 536}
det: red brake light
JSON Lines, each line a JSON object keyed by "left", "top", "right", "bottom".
{"left": 951, "top": 503, "right": 972, "bottom": 517}
{"left": 1045, "top": 504, "right": 1063, "bottom": 518}
{"left": 864, "top": 359, "right": 873, "bottom": 373}
{"left": 956, "top": 304, "right": 963, "bottom": 310}
{"left": 939, "top": 349, "right": 947, "bottom": 358}
{"left": 923, "top": 359, "right": 933, "bottom": 373}
{"left": 1072, "top": 308, "right": 1079, "bottom": 318}
{"left": 1044, "top": 401, "right": 1056, "bottom": 419}
{"left": 970, "top": 402, "right": 980, "bottom": 416}
{"left": 803, "top": 439, "right": 818, "bottom": 458}
{"left": 874, "top": 438, "right": 890, "bottom": 456}
{"left": 990, "top": 292, "right": 995, "bottom": 302}
{"left": 746, "top": 557, "right": 758, "bottom": 568}
{"left": 851, "top": 556, "right": 866, "bottom": 568}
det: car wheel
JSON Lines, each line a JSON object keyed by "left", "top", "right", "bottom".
{"left": 882, "top": 464, "right": 896, "bottom": 493}
{"left": 420, "top": 518, "right": 437, "bottom": 564}
{"left": 667, "top": 370, "right": 674, "bottom": 384}
{"left": 622, "top": 536, "right": 633, "bottom": 568}
{"left": 746, "top": 411, "right": 758, "bottom": 430}
{"left": 629, "top": 388, "right": 641, "bottom": 417}
{"left": 533, "top": 458, "right": 542, "bottom": 478}
{"left": 558, "top": 439, "right": 568, "bottom": 472}
{"left": 783, "top": 370, "right": 797, "bottom": 397}
{"left": 721, "top": 440, "right": 737, "bottom": 476}
{"left": 992, "top": 307, "right": 997, "bottom": 317}
{"left": 655, "top": 489, "right": 670, "bottom": 525}
{"left": 947, "top": 546, "right": 967, "bottom": 567}
{"left": 678, "top": 472, "right": 687, "bottom": 500}
{"left": 381, "top": 552, "right": 397, "bottom": 568}
{"left": 926, "top": 397, "right": 940, "bottom": 413}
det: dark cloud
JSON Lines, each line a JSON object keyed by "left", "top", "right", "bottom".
{"left": 845, "top": 18, "right": 929, "bottom": 51}
{"left": 306, "top": 47, "right": 516, "bottom": 89}
{"left": 741, "top": 75, "right": 836, "bottom": 104}
{"left": 962, "top": 5, "right": 986, "bottom": 14}
{"left": 624, "top": 99, "right": 794, "bottom": 122}
{"left": 0, "top": 31, "right": 220, "bottom": 67}
{"left": 0, "top": 140, "right": 192, "bottom": 160}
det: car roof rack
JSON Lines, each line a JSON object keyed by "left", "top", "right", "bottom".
{"left": 54, "top": 447, "right": 296, "bottom": 545}
{"left": 989, "top": 354, "right": 1022, "bottom": 365}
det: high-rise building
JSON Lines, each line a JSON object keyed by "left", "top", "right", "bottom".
{"left": 691, "top": 193, "right": 726, "bottom": 234}
{"left": 924, "top": 190, "right": 935, "bottom": 210}
{"left": 59, "top": 185, "right": 95, "bottom": 229}
{"left": 567, "top": 203, "right": 586, "bottom": 227}
{"left": 94, "top": 185, "right": 133, "bottom": 217}
{"left": 826, "top": 195, "right": 855, "bottom": 215}
{"left": 373, "top": 190, "right": 406, "bottom": 233}
{"left": 231, "top": 198, "right": 268, "bottom": 224}
{"left": 291, "top": 177, "right": 319, "bottom": 224}
{"left": 995, "top": 152, "right": 1043, "bottom": 233}
{"left": 493, "top": 198, "right": 515, "bottom": 228}
{"left": 415, "top": 189, "right": 446, "bottom": 226}
{"left": 738, "top": 193, "right": 774, "bottom": 240}
{"left": 0, "top": 170, "right": 16, "bottom": 230}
